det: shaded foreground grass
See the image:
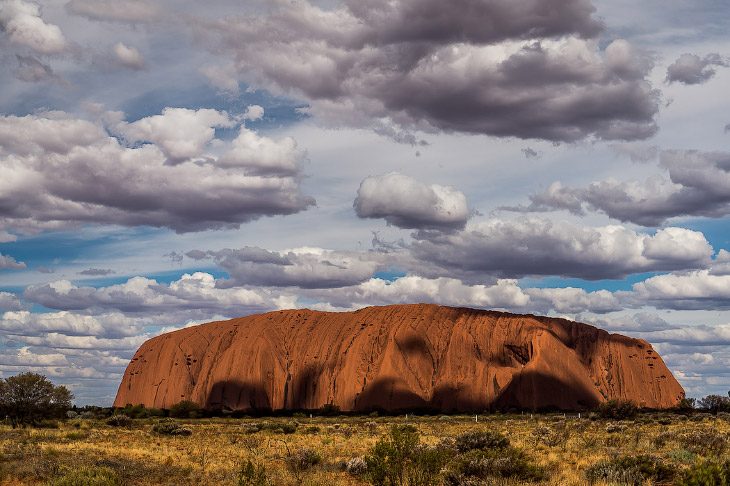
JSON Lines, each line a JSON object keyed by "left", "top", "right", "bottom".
{"left": 0, "top": 412, "right": 728, "bottom": 485}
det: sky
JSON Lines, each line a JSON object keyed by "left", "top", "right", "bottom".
{"left": 0, "top": 0, "right": 729, "bottom": 406}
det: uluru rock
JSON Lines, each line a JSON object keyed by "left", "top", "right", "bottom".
{"left": 114, "top": 304, "right": 684, "bottom": 411}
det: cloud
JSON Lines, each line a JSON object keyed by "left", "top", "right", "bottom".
{"left": 112, "top": 42, "right": 145, "bottom": 70}
{"left": 587, "top": 312, "right": 677, "bottom": 332}
{"left": 303, "top": 276, "right": 530, "bottom": 311}
{"left": 526, "top": 287, "right": 621, "bottom": 314}
{"left": 0, "top": 292, "right": 23, "bottom": 311}
{"left": 243, "top": 105, "right": 264, "bottom": 121}
{"left": 666, "top": 53, "right": 729, "bottom": 85}
{"left": 15, "top": 54, "right": 55, "bottom": 82}
{"left": 113, "top": 107, "right": 235, "bottom": 162}
{"left": 0, "top": 110, "right": 315, "bottom": 234}
{"left": 630, "top": 269, "right": 730, "bottom": 310}
{"left": 504, "top": 150, "right": 730, "bottom": 226}
{"left": 199, "top": 1, "right": 658, "bottom": 142}
{"left": 410, "top": 219, "right": 713, "bottom": 280}
{"left": 0, "top": 0, "right": 67, "bottom": 54}
{"left": 189, "top": 247, "right": 383, "bottom": 289}
{"left": 78, "top": 268, "right": 114, "bottom": 276}
{"left": 23, "top": 272, "right": 275, "bottom": 316}
{"left": 65, "top": 0, "right": 160, "bottom": 23}
{"left": 521, "top": 147, "right": 540, "bottom": 159}
{"left": 199, "top": 63, "right": 240, "bottom": 93}
{"left": 0, "top": 310, "right": 144, "bottom": 338}
{"left": 0, "top": 253, "right": 25, "bottom": 270}
{"left": 354, "top": 172, "right": 471, "bottom": 230}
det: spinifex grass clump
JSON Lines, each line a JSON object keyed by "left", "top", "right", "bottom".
{"left": 585, "top": 455, "right": 675, "bottom": 485}
{"left": 150, "top": 418, "right": 192, "bottom": 436}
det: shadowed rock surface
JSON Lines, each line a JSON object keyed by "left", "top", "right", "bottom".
{"left": 114, "top": 304, "right": 684, "bottom": 411}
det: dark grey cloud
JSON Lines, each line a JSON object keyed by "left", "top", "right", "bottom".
{"left": 666, "top": 52, "right": 729, "bottom": 85}
{"left": 0, "top": 110, "right": 315, "bottom": 235}
{"left": 354, "top": 172, "right": 471, "bottom": 230}
{"left": 409, "top": 219, "right": 713, "bottom": 280}
{"left": 504, "top": 150, "right": 730, "bottom": 226}
{"left": 346, "top": 0, "right": 603, "bottom": 45}
{"left": 189, "top": 247, "right": 383, "bottom": 289}
{"left": 200, "top": 1, "right": 659, "bottom": 142}
{"left": 0, "top": 253, "right": 25, "bottom": 270}
{"left": 78, "top": 268, "right": 115, "bottom": 276}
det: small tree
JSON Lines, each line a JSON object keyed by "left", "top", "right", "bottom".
{"left": 169, "top": 400, "right": 201, "bottom": 419}
{"left": 698, "top": 395, "right": 730, "bottom": 414}
{"left": 596, "top": 399, "right": 638, "bottom": 420}
{"left": 0, "top": 372, "right": 73, "bottom": 427}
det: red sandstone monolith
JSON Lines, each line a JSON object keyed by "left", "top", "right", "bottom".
{"left": 114, "top": 304, "right": 684, "bottom": 411}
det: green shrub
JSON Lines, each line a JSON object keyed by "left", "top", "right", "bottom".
{"left": 454, "top": 430, "right": 509, "bottom": 452}
{"left": 443, "top": 447, "right": 546, "bottom": 484}
{"left": 676, "top": 460, "right": 730, "bottom": 486}
{"left": 408, "top": 444, "right": 455, "bottom": 486}
{"left": 150, "top": 418, "right": 192, "bottom": 436}
{"left": 666, "top": 449, "right": 697, "bottom": 465}
{"left": 48, "top": 466, "right": 120, "bottom": 486}
{"left": 237, "top": 460, "right": 269, "bottom": 486}
{"left": 596, "top": 400, "right": 638, "bottom": 420}
{"left": 585, "top": 455, "right": 675, "bottom": 485}
{"left": 678, "top": 430, "right": 728, "bottom": 456}
{"left": 116, "top": 404, "right": 164, "bottom": 419}
{"left": 105, "top": 415, "right": 132, "bottom": 428}
{"left": 278, "top": 422, "right": 297, "bottom": 434}
{"left": 366, "top": 425, "right": 419, "bottom": 485}
{"left": 286, "top": 448, "right": 321, "bottom": 474}
{"left": 168, "top": 400, "right": 201, "bottom": 419}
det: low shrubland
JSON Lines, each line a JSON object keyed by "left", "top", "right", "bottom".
{"left": 0, "top": 407, "right": 729, "bottom": 485}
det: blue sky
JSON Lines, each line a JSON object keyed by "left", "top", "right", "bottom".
{"left": 0, "top": 0, "right": 729, "bottom": 405}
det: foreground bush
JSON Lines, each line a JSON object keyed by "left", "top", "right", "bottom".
{"left": 443, "top": 447, "right": 546, "bottom": 484}
{"left": 585, "top": 455, "right": 675, "bottom": 485}
{"left": 455, "top": 430, "right": 509, "bottom": 452}
{"left": 596, "top": 399, "right": 638, "bottom": 420}
{"left": 105, "top": 415, "right": 132, "bottom": 428}
{"left": 679, "top": 430, "right": 728, "bottom": 456}
{"left": 676, "top": 460, "right": 730, "bottom": 486}
{"left": 150, "top": 418, "right": 192, "bottom": 436}
{"left": 286, "top": 448, "right": 321, "bottom": 475}
{"left": 365, "top": 425, "right": 452, "bottom": 486}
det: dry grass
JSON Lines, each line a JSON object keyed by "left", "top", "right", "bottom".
{"left": 0, "top": 413, "right": 728, "bottom": 485}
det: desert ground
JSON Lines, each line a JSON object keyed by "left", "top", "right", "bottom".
{"left": 1, "top": 411, "right": 728, "bottom": 485}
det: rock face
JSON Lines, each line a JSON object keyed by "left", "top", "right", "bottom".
{"left": 114, "top": 304, "right": 684, "bottom": 411}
